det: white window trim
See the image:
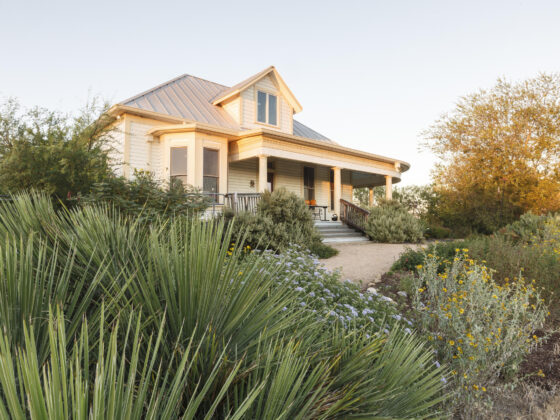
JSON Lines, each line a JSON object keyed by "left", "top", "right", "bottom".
{"left": 255, "top": 89, "right": 279, "bottom": 127}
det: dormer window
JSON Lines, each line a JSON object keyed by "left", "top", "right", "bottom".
{"left": 257, "top": 91, "right": 278, "bottom": 126}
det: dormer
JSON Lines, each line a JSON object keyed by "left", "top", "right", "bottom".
{"left": 212, "top": 66, "right": 302, "bottom": 135}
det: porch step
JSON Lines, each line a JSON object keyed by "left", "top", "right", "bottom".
{"left": 314, "top": 221, "right": 369, "bottom": 244}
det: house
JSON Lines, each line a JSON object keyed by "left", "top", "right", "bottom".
{"left": 107, "top": 66, "right": 409, "bottom": 219}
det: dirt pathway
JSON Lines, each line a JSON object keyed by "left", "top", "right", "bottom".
{"left": 321, "top": 242, "right": 422, "bottom": 286}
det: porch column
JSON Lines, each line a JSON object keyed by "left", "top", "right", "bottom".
{"left": 333, "top": 167, "right": 341, "bottom": 216}
{"left": 258, "top": 154, "right": 268, "bottom": 193}
{"left": 369, "top": 187, "right": 374, "bottom": 206}
{"left": 385, "top": 175, "right": 392, "bottom": 200}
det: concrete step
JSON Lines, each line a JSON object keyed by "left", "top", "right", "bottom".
{"left": 323, "top": 236, "right": 370, "bottom": 243}
{"left": 321, "top": 231, "right": 364, "bottom": 238}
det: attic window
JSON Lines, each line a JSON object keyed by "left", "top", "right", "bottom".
{"left": 257, "top": 91, "right": 278, "bottom": 126}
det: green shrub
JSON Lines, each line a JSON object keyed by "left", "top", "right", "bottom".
{"left": 411, "top": 252, "right": 547, "bottom": 410}
{"left": 391, "top": 240, "right": 468, "bottom": 274}
{"left": 365, "top": 200, "right": 424, "bottom": 243}
{"left": 425, "top": 223, "right": 452, "bottom": 239}
{"left": 76, "top": 170, "right": 211, "bottom": 221}
{"left": 308, "top": 240, "right": 339, "bottom": 259}
{"left": 227, "top": 188, "right": 336, "bottom": 256}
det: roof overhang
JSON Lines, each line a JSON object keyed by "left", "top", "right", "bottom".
{"left": 109, "top": 104, "right": 410, "bottom": 174}
{"left": 211, "top": 66, "right": 303, "bottom": 113}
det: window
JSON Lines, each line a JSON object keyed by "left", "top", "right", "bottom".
{"left": 303, "top": 166, "right": 315, "bottom": 201}
{"left": 170, "top": 147, "right": 187, "bottom": 185}
{"left": 267, "top": 172, "right": 274, "bottom": 192}
{"left": 256, "top": 91, "right": 278, "bottom": 125}
{"left": 203, "top": 148, "right": 219, "bottom": 195}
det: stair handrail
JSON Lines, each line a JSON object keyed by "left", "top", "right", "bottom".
{"left": 339, "top": 199, "right": 369, "bottom": 234}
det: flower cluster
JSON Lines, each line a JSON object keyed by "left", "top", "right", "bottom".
{"left": 411, "top": 250, "right": 548, "bottom": 404}
{"left": 251, "top": 245, "right": 411, "bottom": 334}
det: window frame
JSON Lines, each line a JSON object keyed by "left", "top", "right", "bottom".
{"left": 303, "top": 166, "right": 315, "bottom": 202}
{"left": 170, "top": 146, "right": 188, "bottom": 186}
{"left": 255, "top": 89, "right": 279, "bottom": 127}
{"left": 203, "top": 147, "right": 220, "bottom": 196}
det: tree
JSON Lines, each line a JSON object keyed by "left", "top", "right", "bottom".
{"left": 0, "top": 98, "right": 114, "bottom": 200}
{"left": 423, "top": 73, "right": 560, "bottom": 234}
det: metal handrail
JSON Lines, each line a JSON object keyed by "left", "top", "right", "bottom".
{"left": 339, "top": 199, "right": 370, "bottom": 233}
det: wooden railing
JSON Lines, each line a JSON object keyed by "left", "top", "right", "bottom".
{"left": 339, "top": 199, "right": 370, "bottom": 233}
{"left": 224, "top": 193, "right": 261, "bottom": 214}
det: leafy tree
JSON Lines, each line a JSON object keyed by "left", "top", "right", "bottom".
{"left": 424, "top": 73, "right": 560, "bottom": 233}
{"left": 0, "top": 97, "right": 114, "bottom": 200}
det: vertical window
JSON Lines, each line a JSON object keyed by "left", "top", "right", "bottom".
{"left": 267, "top": 172, "right": 274, "bottom": 192}
{"left": 268, "top": 94, "right": 277, "bottom": 125}
{"left": 256, "top": 91, "right": 278, "bottom": 125}
{"left": 203, "top": 148, "right": 219, "bottom": 195}
{"left": 303, "top": 166, "right": 315, "bottom": 201}
{"left": 170, "top": 147, "right": 187, "bottom": 186}
{"left": 257, "top": 91, "right": 267, "bottom": 123}
{"left": 330, "top": 169, "right": 334, "bottom": 210}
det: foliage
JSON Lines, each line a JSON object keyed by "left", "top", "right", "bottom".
{"left": 0, "top": 307, "right": 255, "bottom": 420}
{"left": 423, "top": 73, "right": 560, "bottom": 234}
{"left": 424, "top": 223, "right": 452, "bottom": 239}
{"left": 308, "top": 240, "right": 339, "bottom": 259}
{"left": 0, "top": 97, "right": 114, "bottom": 201}
{"left": 391, "top": 241, "right": 467, "bottom": 274}
{"left": 259, "top": 246, "right": 410, "bottom": 334}
{"left": 354, "top": 184, "right": 436, "bottom": 218}
{"left": 365, "top": 200, "right": 425, "bottom": 243}
{"left": 228, "top": 188, "right": 338, "bottom": 258}
{"left": 75, "top": 169, "right": 211, "bottom": 220}
{"left": 411, "top": 252, "right": 548, "bottom": 410}
{"left": 0, "top": 192, "right": 447, "bottom": 418}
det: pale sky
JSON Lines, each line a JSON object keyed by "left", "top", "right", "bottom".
{"left": 2, "top": 0, "right": 560, "bottom": 186}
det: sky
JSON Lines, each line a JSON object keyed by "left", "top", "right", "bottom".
{"left": 1, "top": 0, "right": 560, "bottom": 186}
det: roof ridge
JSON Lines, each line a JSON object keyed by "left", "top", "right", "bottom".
{"left": 120, "top": 73, "right": 230, "bottom": 105}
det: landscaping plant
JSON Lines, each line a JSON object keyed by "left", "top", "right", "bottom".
{"left": 410, "top": 251, "right": 548, "bottom": 412}
{"left": 365, "top": 200, "right": 424, "bottom": 243}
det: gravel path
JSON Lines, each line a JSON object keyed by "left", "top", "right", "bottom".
{"left": 321, "top": 242, "right": 423, "bottom": 286}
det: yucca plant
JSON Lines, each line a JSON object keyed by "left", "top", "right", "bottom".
{"left": 0, "top": 307, "right": 262, "bottom": 419}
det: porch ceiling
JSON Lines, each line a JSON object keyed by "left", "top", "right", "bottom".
{"left": 229, "top": 137, "right": 403, "bottom": 182}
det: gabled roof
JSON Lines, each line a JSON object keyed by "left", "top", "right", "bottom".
{"left": 119, "top": 71, "right": 333, "bottom": 143}
{"left": 211, "top": 66, "right": 303, "bottom": 113}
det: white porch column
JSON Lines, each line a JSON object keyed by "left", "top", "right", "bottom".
{"left": 258, "top": 155, "right": 268, "bottom": 193}
{"left": 385, "top": 175, "right": 392, "bottom": 200}
{"left": 333, "top": 167, "right": 341, "bottom": 216}
{"left": 369, "top": 187, "right": 374, "bottom": 206}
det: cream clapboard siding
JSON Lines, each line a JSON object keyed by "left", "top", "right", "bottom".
{"left": 228, "top": 159, "right": 258, "bottom": 193}
{"left": 240, "top": 75, "right": 293, "bottom": 134}
{"left": 106, "top": 119, "right": 126, "bottom": 176}
{"left": 128, "top": 120, "right": 152, "bottom": 174}
{"left": 222, "top": 98, "right": 241, "bottom": 125}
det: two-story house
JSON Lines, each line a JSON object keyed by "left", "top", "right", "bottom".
{"left": 107, "top": 66, "right": 409, "bottom": 219}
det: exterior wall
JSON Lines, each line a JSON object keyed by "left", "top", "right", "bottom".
{"left": 222, "top": 97, "right": 241, "bottom": 125}
{"left": 105, "top": 119, "right": 126, "bottom": 177}
{"left": 240, "top": 75, "right": 293, "bottom": 134}
{"left": 228, "top": 159, "right": 258, "bottom": 193}
{"left": 159, "top": 131, "right": 228, "bottom": 193}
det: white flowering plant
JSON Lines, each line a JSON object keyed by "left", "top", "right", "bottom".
{"left": 250, "top": 245, "right": 414, "bottom": 335}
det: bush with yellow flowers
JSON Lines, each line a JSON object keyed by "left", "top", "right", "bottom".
{"left": 411, "top": 250, "right": 548, "bottom": 407}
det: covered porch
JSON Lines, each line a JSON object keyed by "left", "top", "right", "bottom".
{"left": 227, "top": 154, "right": 399, "bottom": 219}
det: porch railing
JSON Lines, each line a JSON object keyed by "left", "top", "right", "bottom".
{"left": 339, "top": 199, "right": 370, "bottom": 234}
{"left": 224, "top": 193, "right": 261, "bottom": 214}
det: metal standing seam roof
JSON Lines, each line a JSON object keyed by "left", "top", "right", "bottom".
{"left": 120, "top": 72, "right": 335, "bottom": 144}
